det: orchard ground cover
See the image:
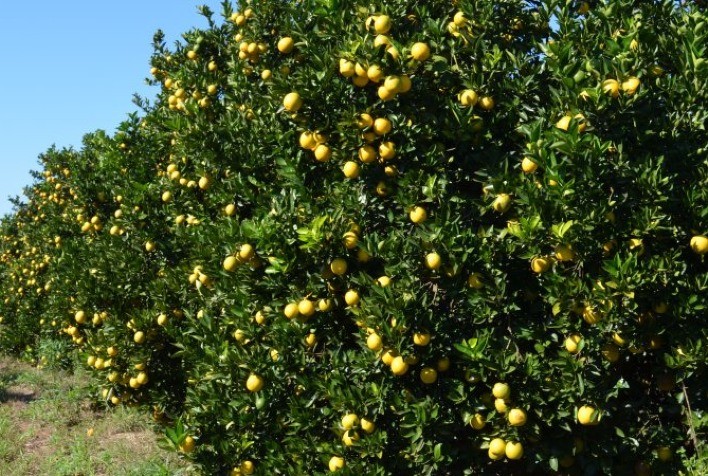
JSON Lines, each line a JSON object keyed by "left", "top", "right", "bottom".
{"left": 0, "top": 356, "right": 189, "bottom": 475}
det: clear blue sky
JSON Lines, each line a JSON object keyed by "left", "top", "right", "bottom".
{"left": 0, "top": 0, "right": 223, "bottom": 217}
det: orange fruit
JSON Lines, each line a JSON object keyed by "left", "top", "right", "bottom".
{"left": 283, "top": 92, "right": 302, "bottom": 111}
{"left": 277, "top": 37, "right": 294, "bottom": 54}
{"left": 410, "top": 42, "right": 431, "bottom": 61}
{"left": 246, "top": 373, "right": 264, "bottom": 392}
{"left": 577, "top": 405, "right": 600, "bottom": 425}
{"left": 488, "top": 438, "right": 506, "bottom": 460}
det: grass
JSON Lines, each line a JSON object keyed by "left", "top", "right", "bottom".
{"left": 0, "top": 356, "right": 192, "bottom": 476}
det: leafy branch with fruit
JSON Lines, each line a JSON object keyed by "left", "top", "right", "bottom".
{"left": 1, "top": 0, "right": 706, "bottom": 474}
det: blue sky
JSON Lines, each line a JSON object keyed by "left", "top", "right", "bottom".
{"left": 0, "top": 0, "right": 223, "bottom": 217}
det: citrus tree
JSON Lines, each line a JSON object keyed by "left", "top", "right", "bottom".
{"left": 1, "top": 0, "right": 706, "bottom": 474}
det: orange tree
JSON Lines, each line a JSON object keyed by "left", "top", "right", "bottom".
{"left": 1, "top": 0, "right": 706, "bottom": 474}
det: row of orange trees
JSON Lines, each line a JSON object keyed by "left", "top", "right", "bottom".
{"left": 1, "top": 1, "right": 706, "bottom": 474}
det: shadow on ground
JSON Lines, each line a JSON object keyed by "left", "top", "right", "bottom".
{"left": 0, "top": 365, "right": 37, "bottom": 404}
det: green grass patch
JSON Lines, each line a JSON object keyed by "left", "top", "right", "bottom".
{"left": 0, "top": 356, "right": 192, "bottom": 476}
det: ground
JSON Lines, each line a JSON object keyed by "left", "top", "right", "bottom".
{"left": 0, "top": 357, "right": 191, "bottom": 476}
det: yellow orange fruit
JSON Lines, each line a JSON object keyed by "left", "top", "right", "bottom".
{"left": 299, "top": 131, "right": 316, "bottom": 150}
{"left": 358, "top": 145, "right": 377, "bottom": 163}
{"left": 508, "top": 408, "right": 527, "bottom": 426}
{"left": 488, "top": 438, "right": 506, "bottom": 460}
{"left": 284, "top": 303, "right": 299, "bottom": 319}
{"left": 492, "top": 382, "right": 510, "bottom": 399}
{"left": 602, "top": 79, "right": 620, "bottom": 97}
{"left": 577, "top": 405, "right": 600, "bottom": 425}
{"left": 373, "top": 117, "right": 392, "bottom": 135}
{"left": 318, "top": 298, "right": 334, "bottom": 312}
{"left": 367, "top": 64, "right": 384, "bottom": 83}
{"left": 328, "top": 456, "right": 345, "bottom": 472}
{"left": 374, "top": 15, "right": 391, "bottom": 34}
{"left": 381, "top": 348, "right": 398, "bottom": 366}
{"left": 239, "top": 244, "right": 255, "bottom": 261}
{"left": 246, "top": 373, "right": 264, "bottom": 392}
{"left": 506, "top": 441, "right": 524, "bottom": 460}
{"left": 223, "top": 255, "right": 239, "bottom": 272}
{"left": 621, "top": 76, "right": 640, "bottom": 95}
{"left": 356, "top": 113, "right": 373, "bottom": 128}
{"left": 690, "top": 235, "right": 708, "bottom": 254}
{"left": 492, "top": 194, "right": 512, "bottom": 213}
{"left": 556, "top": 113, "right": 587, "bottom": 132}
{"left": 344, "top": 289, "right": 360, "bottom": 306}
{"left": 398, "top": 75, "right": 412, "bottom": 93}
{"left": 409, "top": 206, "right": 427, "bottom": 224}
{"left": 420, "top": 367, "right": 438, "bottom": 384}
{"left": 454, "top": 11, "right": 467, "bottom": 26}
{"left": 360, "top": 417, "right": 376, "bottom": 433}
{"left": 330, "top": 258, "right": 348, "bottom": 275}
{"left": 298, "top": 299, "right": 315, "bottom": 317}
{"left": 341, "top": 413, "right": 359, "bottom": 430}
{"left": 283, "top": 92, "right": 302, "bottom": 112}
{"left": 179, "top": 436, "right": 196, "bottom": 453}
{"left": 342, "top": 231, "right": 358, "bottom": 249}
{"left": 478, "top": 96, "right": 495, "bottom": 111}
{"left": 425, "top": 252, "right": 441, "bottom": 270}
{"left": 240, "top": 461, "right": 255, "bottom": 475}
{"left": 367, "top": 333, "right": 383, "bottom": 351}
{"left": 612, "top": 332, "right": 628, "bottom": 347}
{"left": 341, "top": 430, "right": 359, "bottom": 446}
{"left": 454, "top": 269, "right": 477, "bottom": 289}
{"left": 277, "top": 37, "right": 294, "bottom": 54}
{"left": 554, "top": 244, "right": 576, "bottom": 262}
{"left": 379, "top": 141, "right": 396, "bottom": 160}
{"left": 339, "top": 59, "right": 355, "bottom": 77}
{"left": 390, "top": 356, "right": 409, "bottom": 375}
{"left": 373, "top": 34, "right": 391, "bottom": 48}
{"left": 531, "top": 256, "right": 552, "bottom": 273}
{"left": 410, "top": 42, "right": 431, "bottom": 61}
{"left": 565, "top": 334, "right": 582, "bottom": 354}
{"left": 75, "top": 310, "right": 86, "bottom": 324}
{"left": 521, "top": 157, "right": 538, "bottom": 173}
{"left": 583, "top": 306, "right": 603, "bottom": 325}
{"left": 314, "top": 144, "right": 332, "bottom": 162}
{"left": 413, "top": 332, "right": 431, "bottom": 346}
{"left": 458, "top": 89, "right": 478, "bottom": 107}
{"left": 469, "top": 413, "right": 486, "bottom": 430}
{"left": 254, "top": 311, "right": 266, "bottom": 325}
{"left": 342, "top": 161, "right": 360, "bottom": 179}
{"left": 383, "top": 75, "right": 401, "bottom": 93}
